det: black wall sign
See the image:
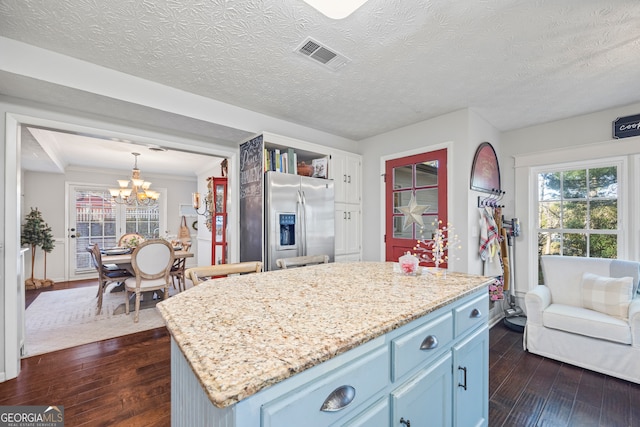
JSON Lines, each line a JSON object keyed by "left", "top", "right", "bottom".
{"left": 613, "top": 113, "right": 640, "bottom": 139}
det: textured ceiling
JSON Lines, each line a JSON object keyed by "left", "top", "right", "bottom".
{"left": 1, "top": 0, "right": 640, "bottom": 141}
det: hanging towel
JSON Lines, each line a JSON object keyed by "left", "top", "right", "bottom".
{"left": 479, "top": 207, "right": 503, "bottom": 276}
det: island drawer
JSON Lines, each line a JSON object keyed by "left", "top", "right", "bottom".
{"left": 454, "top": 292, "right": 488, "bottom": 337}
{"left": 261, "top": 346, "right": 389, "bottom": 427}
{"left": 390, "top": 311, "right": 453, "bottom": 381}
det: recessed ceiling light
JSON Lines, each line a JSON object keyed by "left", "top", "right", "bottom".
{"left": 302, "top": 0, "right": 369, "bottom": 19}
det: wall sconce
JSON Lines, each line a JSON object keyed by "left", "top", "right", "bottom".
{"left": 193, "top": 178, "right": 214, "bottom": 232}
{"left": 192, "top": 190, "right": 211, "bottom": 216}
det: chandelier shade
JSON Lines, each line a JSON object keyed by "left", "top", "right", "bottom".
{"left": 110, "top": 152, "right": 159, "bottom": 207}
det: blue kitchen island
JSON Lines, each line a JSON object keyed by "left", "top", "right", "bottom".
{"left": 157, "top": 262, "right": 491, "bottom": 426}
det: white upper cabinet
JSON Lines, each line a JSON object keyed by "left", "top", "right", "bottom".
{"left": 331, "top": 152, "right": 361, "bottom": 205}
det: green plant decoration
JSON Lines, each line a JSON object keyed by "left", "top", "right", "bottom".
{"left": 21, "top": 207, "right": 56, "bottom": 288}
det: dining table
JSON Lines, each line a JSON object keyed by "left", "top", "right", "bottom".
{"left": 102, "top": 248, "right": 194, "bottom": 306}
{"left": 102, "top": 248, "right": 194, "bottom": 272}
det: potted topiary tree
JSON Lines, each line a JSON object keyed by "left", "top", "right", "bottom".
{"left": 21, "top": 207, "right": 56, "bottom": 289}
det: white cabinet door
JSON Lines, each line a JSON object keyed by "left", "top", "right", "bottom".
{"left": 453, "top": 325, "right": 489, "bottom": 427}
{"left": 343, "top": 155, "right": 360, "bottom": 204}
{"left": 331, "top": 153, "right": 360, "bottom": 204}
{"left": 335, "top": 203, "right": 360, "bottom": 257}
{"left": 344, "top": 205, "right": 360, "bottom": 255}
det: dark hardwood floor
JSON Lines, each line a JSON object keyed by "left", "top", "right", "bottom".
{"left": 4, "top": 281, "right": 640, "bottom": 426}
{"left": 490, "top": 322, "right": 640, "bottom": 427}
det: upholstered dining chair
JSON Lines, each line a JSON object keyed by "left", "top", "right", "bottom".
{"left": 118, "top": 232, "right": 145, "bottom": 248}
{"left": 275, "top": 254, "right": 329, "bottom": 269}
{"left": 87, "top": 243, "right": 132, "bottom": 315}
{"left": 170, "top": 241, "right": 192, "bottom": 292}
{"left": 185, "top": 261, "right": 263, "bottom": 286}
{"left": 124, "top": 239, "right": 174, "bottom": 322}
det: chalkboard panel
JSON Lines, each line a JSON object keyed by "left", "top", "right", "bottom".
{"left": 239, "top": 135, "right": 264, "bottom": 263}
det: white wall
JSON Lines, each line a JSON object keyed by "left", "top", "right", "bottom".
{"left": 358, "top": 109, "right": 502, "bottom": 276}
{"left": 501, "top": 101, "right": 640, "bottom": 307}
{"left": 23, "top": 167, "right": 198, "bottom": 282}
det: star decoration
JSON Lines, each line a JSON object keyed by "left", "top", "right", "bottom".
{"left": 398, "top": 193, "right": 429, "bottom": 230}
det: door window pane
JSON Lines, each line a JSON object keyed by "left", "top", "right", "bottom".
{"left": 393, "top": 217, "right": 412, "bottom": 239}
{"left": 125, "top": 205, "right": 160, "bottom": 238}
{"left": 393, "top": 165, "right": 413, "bottom": 189}
{"left": 415, "top": 189, "right": 437, "bottom": 213}
{"left": 74, "top": 189, "right": 117, "bottom": 273}
{"left": 416, "top": 161, "right": 438, "bottom": 187}
{"left": 393, "top": 191, "right": 413, "bottom": 214}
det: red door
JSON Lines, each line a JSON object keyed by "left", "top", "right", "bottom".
{"left": 385, "top": 149, "right": 448, "bottom": 266}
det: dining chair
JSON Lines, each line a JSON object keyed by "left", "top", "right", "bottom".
{"left": 118, "top": 232, "right": 145, "bottom": 248}
{"left": 124, "top": 239, "right": 174, "bottom": 322}
{"left": 185, "top": 261, "right": 263, "bottom": 286}
{"left": 86, "top": 243, "right": 132, "bottom": 315}
{"left": 170, "top": 241, "right": 192, "bottom": 292}
{"left": 275, "top": 254, "right": 330, "bottom": 269}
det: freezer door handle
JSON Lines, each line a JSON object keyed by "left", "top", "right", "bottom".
{"left": 300, "top": 190, "right": 307, "bottom": 256}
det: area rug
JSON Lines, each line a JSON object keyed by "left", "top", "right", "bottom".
{"left": 24, "top": 285, "right": 182, "bottom": 357}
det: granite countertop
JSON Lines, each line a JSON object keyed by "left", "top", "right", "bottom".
{"left": 157, "top": 261, "right": 491, "bottom": 408}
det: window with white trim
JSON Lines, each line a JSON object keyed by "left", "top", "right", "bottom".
{"left": 536, "top": 161, "right": 622, "bottom": 282}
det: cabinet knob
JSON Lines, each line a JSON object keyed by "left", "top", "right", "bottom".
{"left": 320, "top": 385, "right": 355, "bottom": 412}
{"left": 420, "top": 335, "right": 438, "bottom": 350}
{"left": 470, "top": 308, "right": 482, "bottom": 318}
{"left": 400, "top": 417, "right": 411, "bottom": 427}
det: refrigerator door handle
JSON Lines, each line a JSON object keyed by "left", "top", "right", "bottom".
{"left": 300, "top": 190, "right": 307, "bottom": 256}
{"left": 297, "top": 189, "right": 304, "bottom": 256}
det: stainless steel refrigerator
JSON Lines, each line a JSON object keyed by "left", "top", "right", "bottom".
{"left": 264, "top": 171, "right": 334, "bottom": 271}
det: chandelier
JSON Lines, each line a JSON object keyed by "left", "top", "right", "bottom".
{"left": 109, "top": 152, "right": 160, "bottom": 207}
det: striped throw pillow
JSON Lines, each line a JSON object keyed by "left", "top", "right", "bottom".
{"left": 581, "top": 273, "right": 633, "bottom": 320}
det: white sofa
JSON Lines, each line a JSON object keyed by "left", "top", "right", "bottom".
{"left": 524, "top": 255, "right": 640, "bottom": 383}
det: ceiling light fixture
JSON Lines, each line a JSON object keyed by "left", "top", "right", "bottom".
{"left": 301, "top": 0, "right": 369, "bottom": 19}
{"left": 109, "top": 152, "right": 159, "bottom": 207}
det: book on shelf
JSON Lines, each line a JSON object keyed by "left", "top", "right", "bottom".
{"left": 311, "top": 157, "right": 328, "bottom": 178}
{"left": 287, "top": 148, "right": 296, "bottom": 174}
{"left": 264, "top": 147, "right": 301, "bottom": 174}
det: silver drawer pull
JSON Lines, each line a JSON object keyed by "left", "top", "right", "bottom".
{"left": 320, "top": 385, "right": 356, "bottom": 412}
{"left": 420, "top": 335, "right": 438, "bottom": 350}
{"left": 470, "top": 308, "right": 482, "bottom": 318}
